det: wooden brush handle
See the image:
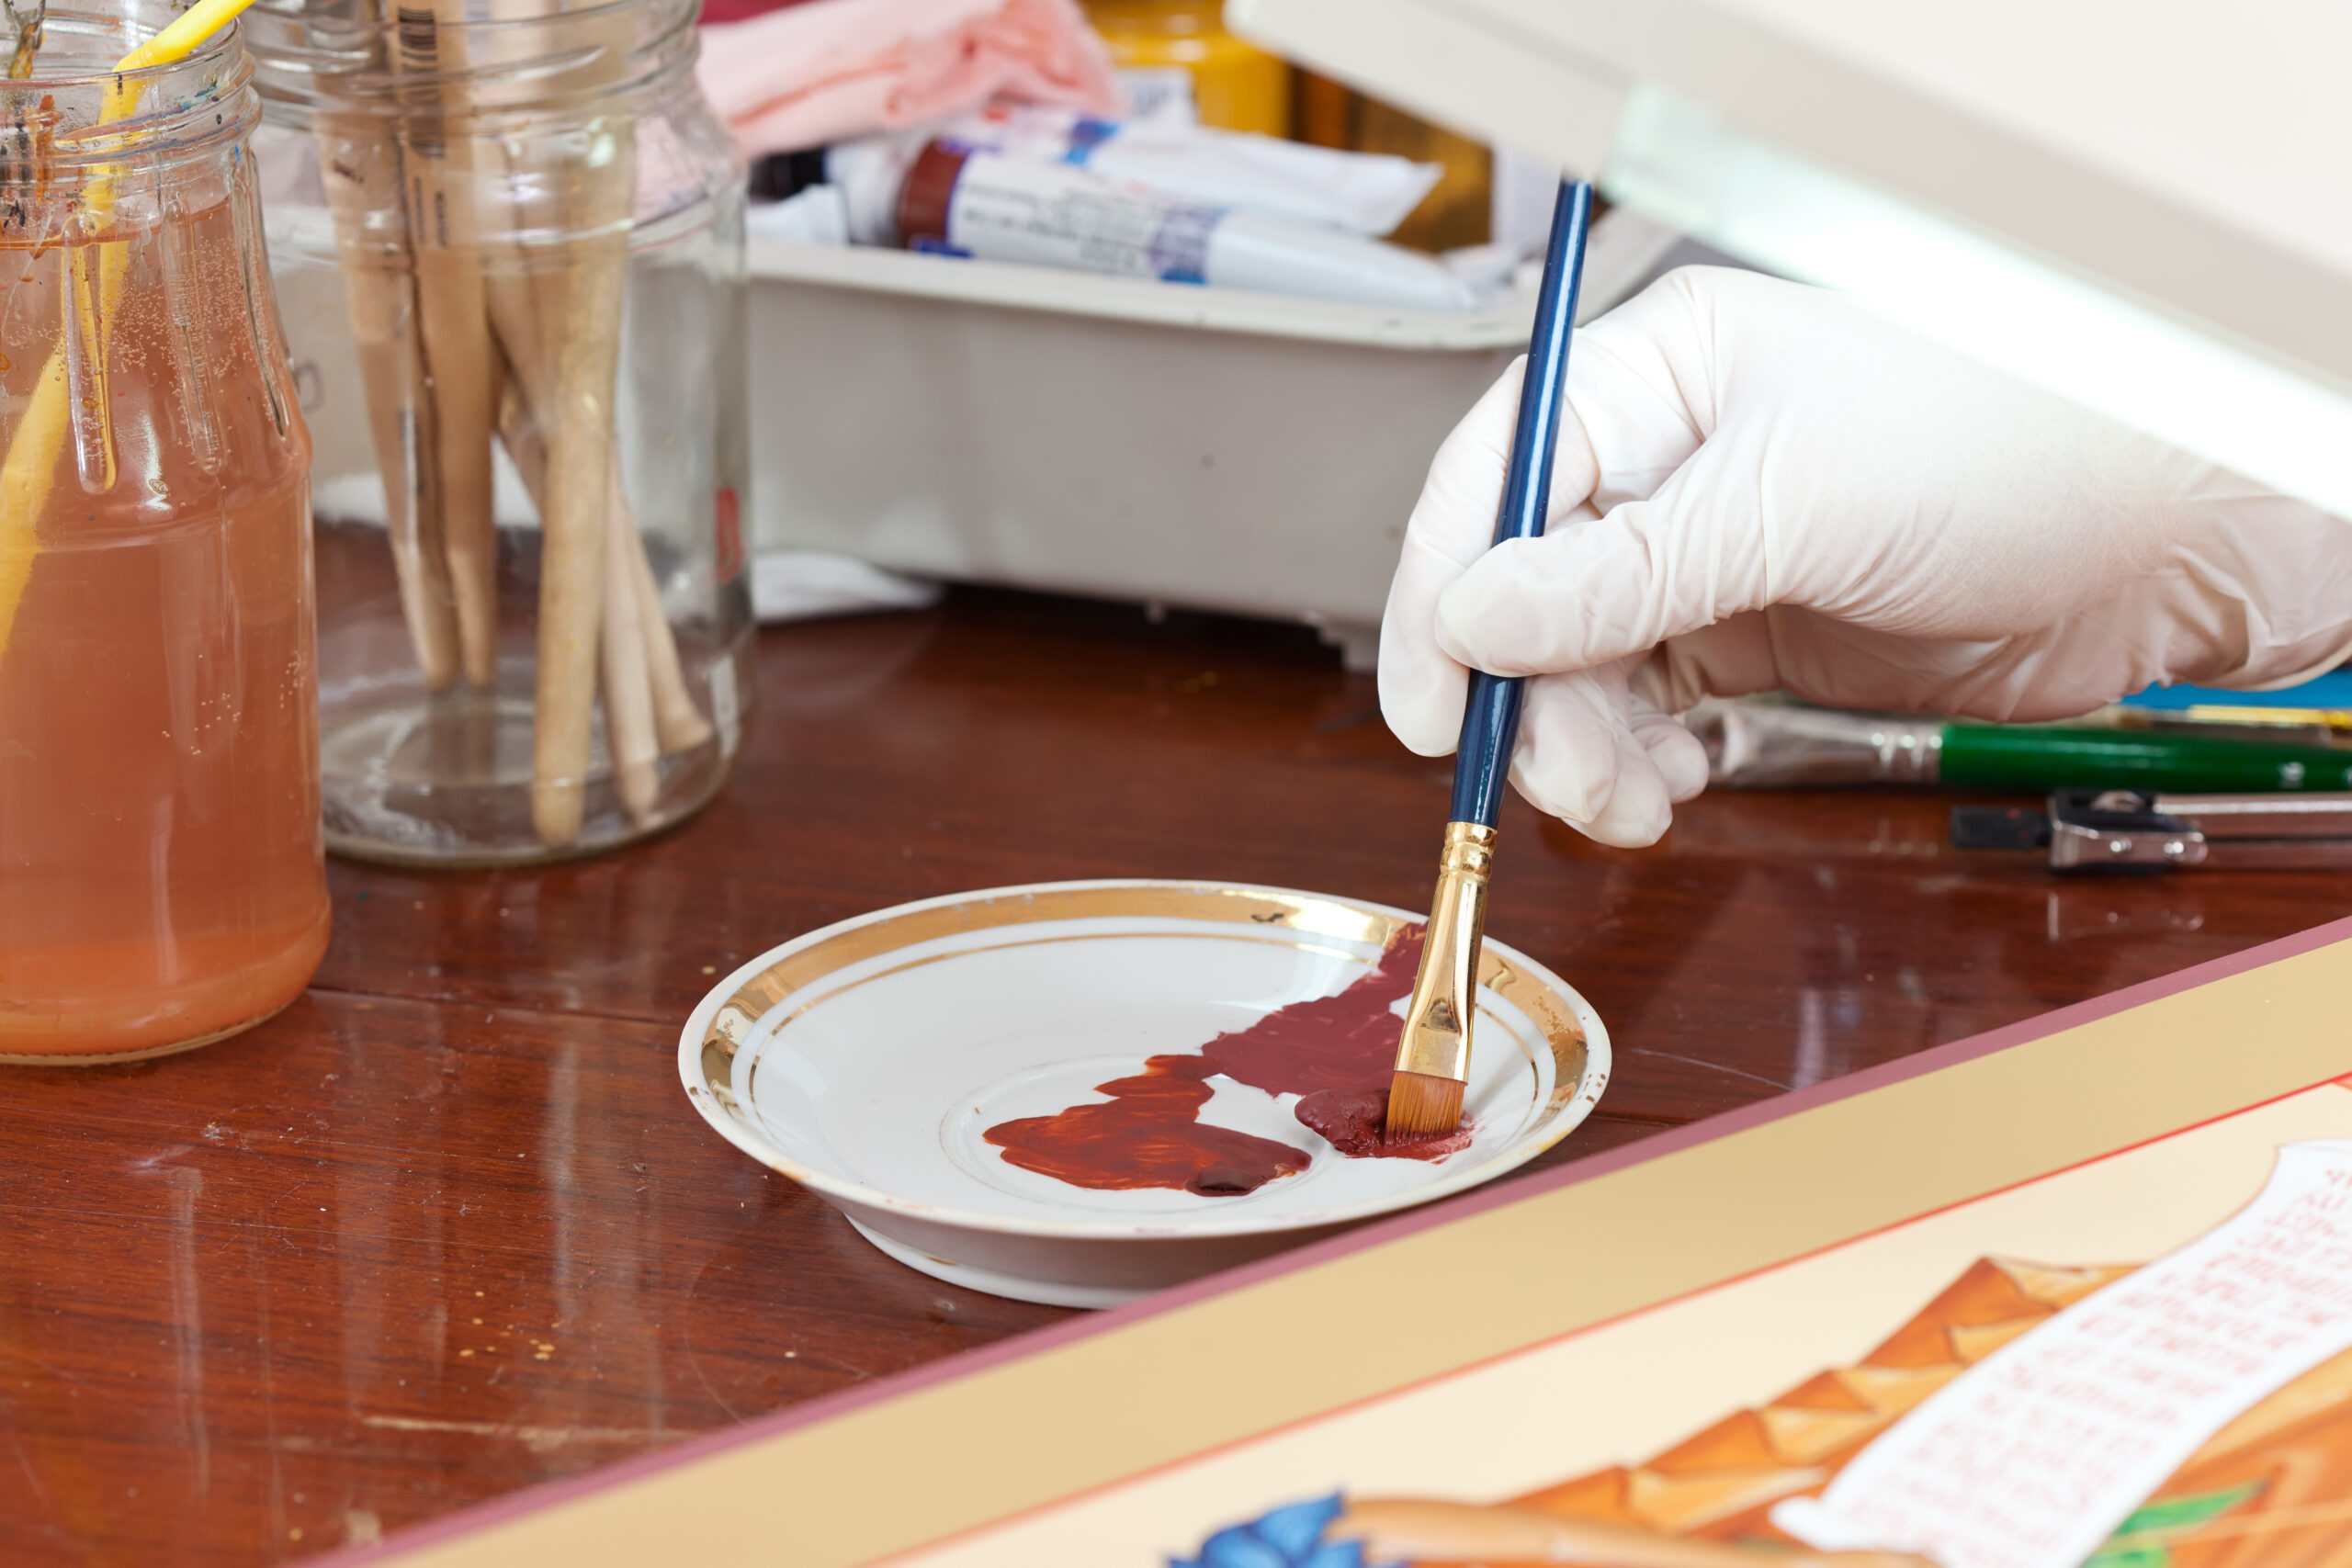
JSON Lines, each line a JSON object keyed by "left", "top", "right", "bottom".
{"left": 491, "top": 343, "right": 710, "bottom": 741}
{"left": 493, "top": 355, "right": 661, "bottom": 825}
{"left": 470, "top": 0, "right": 675, "bottom": 845}
{"left": 389, "top": 0, "right": 501, "bottom": 689}
{"left": 492, "top": 328, "right": 707, "bottom": 826}
{"left": 316, "top": 103, "right": 461, "bottom": 693}
{"left": 625, "top": 520, "right": 716, "bottom": 756}
{"left": 597, "top": 464, "right": 662, "bottom": 823}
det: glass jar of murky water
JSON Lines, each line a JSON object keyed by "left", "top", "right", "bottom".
{"left": 0, "top": 3, "right": 328, "bottom": 1060}
{"left": 248, "top": 0, "right": 752, "bottom": 864}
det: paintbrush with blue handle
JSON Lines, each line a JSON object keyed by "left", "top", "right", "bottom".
{"left": 1385, "top": 179, "right": 1596, "bottom": 1140}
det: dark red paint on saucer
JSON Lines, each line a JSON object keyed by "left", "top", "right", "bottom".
{"left": 982, "top": 927, "right": 1475, "bottom": 1195}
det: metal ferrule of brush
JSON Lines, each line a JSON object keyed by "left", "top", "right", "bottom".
{"left": 1394, "top": 821, "right": 1498, "bottom": 1083}
{"left": 1681, "top": 699, "right": 1943, "bottom": 787}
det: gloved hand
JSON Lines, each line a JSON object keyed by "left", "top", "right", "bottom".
{"left": 1380, "top": 265, "right": 2352, "bottom": 847}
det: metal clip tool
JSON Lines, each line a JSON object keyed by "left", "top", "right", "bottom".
{"left": 1952, "top": 790, "right": 2352, "bottom": 873}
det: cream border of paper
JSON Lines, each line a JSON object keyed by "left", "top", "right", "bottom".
{"left": 902, "top": 1083, "right": 2352, "bottom": 1563}
{"left": 373, "top": 927, "right": 2352, "bottom": 1568}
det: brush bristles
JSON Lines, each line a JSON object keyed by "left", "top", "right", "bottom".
{"left": 1385, "top": 1069, "right": 1465, "bottom": 1140}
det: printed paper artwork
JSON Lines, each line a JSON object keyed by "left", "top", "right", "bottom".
{"left": 902, "top": 1079, "right": 2352, "bottom": 1568}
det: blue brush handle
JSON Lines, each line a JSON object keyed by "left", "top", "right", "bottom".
{"left": 1450, "top": 180, "right": 1595, "bottom": 829}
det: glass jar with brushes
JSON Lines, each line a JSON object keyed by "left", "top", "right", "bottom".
{"left": 247, "top": 0, "right": 753, "bottom": 865}
{"left": 0, "top": 0, "right": 328, "bottom": 1061}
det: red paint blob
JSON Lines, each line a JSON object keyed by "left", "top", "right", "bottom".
{"left": 982, "top": 927, "right": 1472, "bottom": 1196}
{"left": 979, "top": 1054, "right": 1310, "bottom": 1196}
{"left": 1295, "top": 1086, "right": 1474, "bottom": 1161}
{"left": 1195, "top": 929, "right": 1425, "bottom": 1096}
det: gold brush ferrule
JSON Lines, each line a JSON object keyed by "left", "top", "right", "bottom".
{"left": 1393, "top": 821, "right": 1498, "bottom": 1083}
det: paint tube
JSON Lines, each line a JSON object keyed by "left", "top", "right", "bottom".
{"left": 747, "top": 182, "right": 850, "bottom": 245}
{"left": 854, "top": 136, "right": 1480, "bottom": 312}
{"left": 941, "top": 104, "right": 1441, "bottom": 238}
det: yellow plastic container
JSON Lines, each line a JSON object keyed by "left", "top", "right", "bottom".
{"left": 1083, "top": 1, "right": 1289, "bottom": 135}
{"left": 1295, "top": 70, "right": 1491, "bottom": 253}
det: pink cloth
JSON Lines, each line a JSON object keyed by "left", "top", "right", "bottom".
{"left": 697, "top": 0, "right": 1125, "bottom": 157}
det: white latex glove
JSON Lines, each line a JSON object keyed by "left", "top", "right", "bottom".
{"left": 1380, "top": 266, "right": 2352, "bottom": 847}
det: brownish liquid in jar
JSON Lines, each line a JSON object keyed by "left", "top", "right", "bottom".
{"left": 0, "top": 195, "right": 324, "bottom": 1056}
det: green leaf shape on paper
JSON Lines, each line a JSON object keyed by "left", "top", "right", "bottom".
{"left": 2083, "top": 1483, "right": 2263, "bottom": 1568}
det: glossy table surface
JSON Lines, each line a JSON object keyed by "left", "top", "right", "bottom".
{"left": 7, "top": 589, "right": 2349, "bottom": 1564}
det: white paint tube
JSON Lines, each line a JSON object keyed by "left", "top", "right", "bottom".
{"left": 747, "top": 183, "right": 851, "bottom": 245}
{"left": 869, "top": 137, "right": 1480, "bottom": 313}
{"left": 942, "top": 104, "right": 1442, "bottom": 238}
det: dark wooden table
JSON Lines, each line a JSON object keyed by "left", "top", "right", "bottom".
{"left": 6, "top": 588, "right": 2346, "bottom": 1564}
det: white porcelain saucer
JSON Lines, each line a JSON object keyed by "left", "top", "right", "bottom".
{"left": 678, "top": 881, "right": 1611, "bottom": 1308}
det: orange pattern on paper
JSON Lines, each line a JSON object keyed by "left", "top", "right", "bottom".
{"left": 1401, "top": 1256, "right": 2352, "bottom": 1565}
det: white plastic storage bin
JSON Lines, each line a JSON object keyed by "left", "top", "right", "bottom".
{"left": 743, "top": 209, "right": 1679, "bottom": 665}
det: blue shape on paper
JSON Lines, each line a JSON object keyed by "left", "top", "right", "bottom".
{"left": 1196, "top": 1528, "right": 1291, "bottom": 1568}
{"left": 1170, "top": 1495, "right": 1378, "bottom": 1568}
{"left": 1255, "top": 1497, "right": 1344, "bottom": 1556}
{"left": 1298, "top": 1545, "right": 1367, "bottom": 1568}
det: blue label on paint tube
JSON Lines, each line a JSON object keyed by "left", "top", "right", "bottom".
{"left": 909, "top": 235, "right": 974, "bottom": 259}
{"left": 1148, "top": 205, "right": 1219, "bottom": 285}
{"left": 1063, "top": 116, "right": 1119, "bottom": 164}
{"left": 939, "top": 154, "right": 1226, "bottom": 286}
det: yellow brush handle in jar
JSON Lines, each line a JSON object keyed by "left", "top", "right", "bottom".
{"left": 114, "top": 0, "right": 261, "bottom": 70}
{"left": 0, "top": 0, "right": 261, "bottom": 660}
